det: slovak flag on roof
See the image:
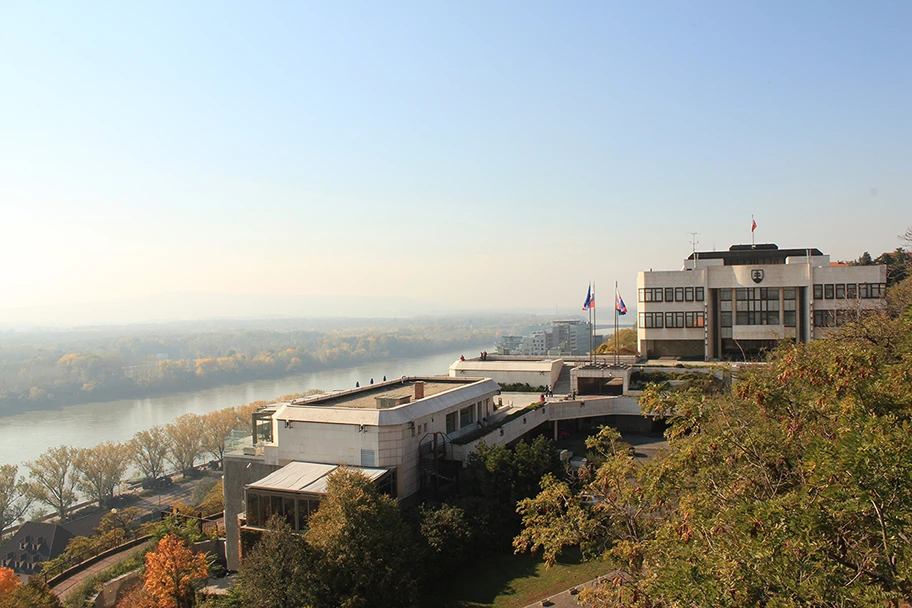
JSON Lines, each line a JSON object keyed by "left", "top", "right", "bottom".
{"left": 751, "top": 217, "right": 758, "bottom": 232}
{"left": 615, "top": 291, "right": 628, "bottom": 315}
{"left": 582, "top": 285, "right": 595, "bottom": 310}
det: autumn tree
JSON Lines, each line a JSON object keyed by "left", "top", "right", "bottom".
{"left": 165, "top": 413, "right": 204, "bottom": 476}
{"left": 305, "top": 468, "right": 417, "bottom": 608}
{"left": 595, "top": 328, "right": 639, "bottom": 354}
{"left": 235, "top": 515, "right": 315, "bottom": 608}
{"left": 0, "top": 464, "right": 33, "bottom": 532}
{"left": 74, "top": 441, "right": 131, "bottom": 507}
{"left": 518, "top": 309, "right": 912, "bottom": 607}
{"left": 0, "top": 568, "right": 18, "bottom": 595}
{"left": 26, "top": 446, "right": 78, "bottom": 520}
{"left": 130, "top": 427, "right": 169, "bottom": 482}
{"left": 201, "top": 408, "right": 240, "bottom": 466}
{"left": 0, "top": 577, "right": 61, "bottom": 608}
{"left": 143, "top": 533, "right": 209, "bottom": 608}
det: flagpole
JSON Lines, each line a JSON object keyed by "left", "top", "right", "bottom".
{"left": 590, "top": 282, "right": 595, "bottom": 363}
{"left": 751, "top": 215, "right": 755, "bottom": 248}
{"left": 614, "top": 281, "right": 619, "bottom": 367}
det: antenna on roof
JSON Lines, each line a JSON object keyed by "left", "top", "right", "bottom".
{"left": 688, "top": 232, "right": 700, "bottom": 255}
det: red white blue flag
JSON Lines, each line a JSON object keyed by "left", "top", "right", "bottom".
{"left": 615, "top": 291, "right": 627, "bottom": 315}
{"left": 582, "top": 285, "right": 595, "bottom": 310}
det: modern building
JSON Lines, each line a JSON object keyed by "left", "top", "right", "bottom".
{"left": 636, "top": 244, "right": 887, "bottom": 360}
{"left": 448, "top": 356, "right": 563, "bottom": 389}
{"left": 509, "top": 320, "right": 601, "bottom": 356}
{"left": 223, "top": 375, "right": 500, "bottom": 570}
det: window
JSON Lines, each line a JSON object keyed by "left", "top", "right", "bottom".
{"left": 695, "top": 287, "right": 705, "bottom": 301}
{"left": 824, "top": 284, "right": 834, "bottom": 299}
{"left": 784, "top": 311, "right": 796, "bottom": 327}
{"left": 846, "top": 283, "right": 857, "bottom": 299}
{"left": 459, "top": 405, "right": 475, "bottom": 428}
{"left": 675, "top": 287, "right": 684, "bottom": 302}
{"left": 735, "top": 287, "right": 780, "bottom": 325}
{"left": 664, "top": 312, "right": 684, "bottom": 328}
{"left": 445, "top": 412, "right": 456, "bottom": 434}
{"left": 654, "top": 288, "right": 663, "bottom": 302}
{"left": 813, "top": 284, "right": 823, "bottom": 300}
{"left": 639, "top": 312, "right": 663, "bottom": 328}
{"left": 814, "top": 310, "right": 836, "bottom": 327}
{"left": 685, "top": 287, "right": 694, "bottom": 301}
{"left": 665, "top": 287, "right": 674, "bottom": 302}
{"left": 859, "top": 283, "right": 870, "bottom": 298}
{"left": 639, "top": 288, "right": 646, "bottom": 302}
{"left": 639, "top": 288, "right": 663, "bottom": 302}
{"left": 835, "top": 284, "right": 846, "bottom": 299}
{"left": 685, "top": 311, "right": 704, "bottom": 328}
{"left": 719, "top": 289, "right": 732, "bottom": 301}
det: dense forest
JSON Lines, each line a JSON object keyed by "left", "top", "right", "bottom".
{"left": 0, "top": 315, "right": 543, "bottom": 415}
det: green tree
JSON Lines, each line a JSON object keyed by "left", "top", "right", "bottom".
{"left": 419, "top": 503, "right": 473, "bottom": 577}
{"left": 305, "top": 468, "right": 417, "bottom": 608}
{"left": 235, "top": 515, "right": 314, "bottom": 608}
{"left": 26, "top": 446, "right": 78, "bottom": 521}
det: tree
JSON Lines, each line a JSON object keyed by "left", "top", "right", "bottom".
{"left": 595, "top": 328, "right": 639, "bottom": 354}
{"left": 74, "top": 441, "right": 131, "bottom": 507}
{"left": 26, "top": 446, "right": 78, "bottom": 521}
{"left": 0, "top": 578, "right": 61, "bottom": 608}
{"left": 305, "top": 468, "right": 417, "bottom": 608}
{"left": 0, "top": 567, "right": 18, "bottom": 595}
{"left": 0, "top": 464, "right": 33, "bottom": 533}
{"left": 165, "top": 414, "right": 204, "bottom": 476}
{"left": 143, "top": 534, "right": 209, "bottom": 608}
{"left": 521, "top": 310, "right": 912, "bottom": 607}
{"left": 201, "top": 408, "right": 241, "bottom": 466}
{"left": 130, "top": 427, "right": 169, "bottom": 482}
{"left": 419, "top": 504, "right": 474, "bottom": 576}
{"left": 235, "top": 515, "right": 314, "bottom": 608}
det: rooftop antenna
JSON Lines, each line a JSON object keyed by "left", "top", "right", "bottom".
{"left": 688, "top": 232, "right": 700, "bottom": 264}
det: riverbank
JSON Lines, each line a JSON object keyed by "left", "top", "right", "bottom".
{"left": 0, "top": 346, "right": 483, "bottom": 470}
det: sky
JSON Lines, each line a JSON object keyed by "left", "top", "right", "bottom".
{"left": 1, "top": 2, "right": 910, "bottom": 326}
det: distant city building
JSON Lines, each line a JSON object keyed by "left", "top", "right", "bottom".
{"left": 503, "top": 320, "right": 601, "bottom": 356}
{"left": 636, "top": 244, "right": 887, "bottom": 360}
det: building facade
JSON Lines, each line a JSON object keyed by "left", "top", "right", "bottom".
{"left": 637, "top": 244, "right": 887, "bottom": 360}
{"left": 223, "top": 375, "right": 500, "bottom": 569}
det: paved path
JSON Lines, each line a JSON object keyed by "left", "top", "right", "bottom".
{"left": 51, "top": 540, "right": 154, "bottom": 600}
{"left": 523, "top": 573, "right": 617, "bottom": 608}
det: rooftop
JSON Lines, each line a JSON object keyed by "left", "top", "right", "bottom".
{"left": 687, "top": 243, "right": 825, "bottom": 266}
{"left": 288, "top": 376, "right": 474, "bottom": 410}
{"left": 246, "top": 462, "right": 389, "bottom": 495}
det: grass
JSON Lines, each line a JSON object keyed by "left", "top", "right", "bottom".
{"left": 426, "top": 548, "right": 608, "bottom": 608}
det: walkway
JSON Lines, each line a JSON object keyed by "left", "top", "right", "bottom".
{"left": 523, "top": 573, "right": 619, "bottom": 608}
{"left": 51, "top": 539, "right": 154, "bottom": 601}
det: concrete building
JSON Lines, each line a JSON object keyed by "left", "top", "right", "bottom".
{"left": 448, "top": 356, "right": 563, "bottom": 389}
{"left": 637, "top": 244, "right": 887, "bottom": 360}
{"left": 223, "top": 375, "right": 499, "bottom": 570}
{"left": 518, "top": 320, "right": 601, "bottom": 356}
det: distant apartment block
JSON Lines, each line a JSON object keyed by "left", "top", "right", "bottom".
{"left": 637, "top": 243, "right": 887, "bottom": 360}
{"left": 497, "top": 320, "right": 601, "bottom": 356}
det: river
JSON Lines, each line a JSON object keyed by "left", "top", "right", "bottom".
{"left": 0, "top": 347, "right": 479, "bottom": 469}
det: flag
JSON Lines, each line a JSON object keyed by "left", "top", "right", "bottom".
{"left": 615, "top": 291, "right": 627, "bottom": 315}
{"left": 751, "top": 217, "right": 757, "bottom": 232}
{"left": 582, "top": 285, "right": 594, "bottom": 310}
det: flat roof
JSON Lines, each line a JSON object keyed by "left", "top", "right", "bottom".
{"left": 688, "top": 244, "right": 824, "bottom": 265}
{"left": 246, "top": 462, "right": 389, "bottom": 495}
{"left": 290, "top": 376, "right": 471, "bottom": 410}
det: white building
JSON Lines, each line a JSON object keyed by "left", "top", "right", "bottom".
{"left": 448, "top": 356, "right": 563, "bottom": 389}
{"left": 223, "top": 375, "right": 500, "bottom": 569}
{"left": 637, "top": 244, "right": 887, "bottom": 360}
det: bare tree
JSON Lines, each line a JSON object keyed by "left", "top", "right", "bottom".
{"left": 0, "top": 464, "right": 33, "bottom": 533}
{"left": 165, "top": 413, "right": 204, "bottom": 476}
{"left": 26, "top": 446, "right": 78, "bottom": 521}
{"left": 130, "top": 427, "right": 169, "bottom": 482}
{"left": 74, "top": 442, "right": 131, "bottom": 507}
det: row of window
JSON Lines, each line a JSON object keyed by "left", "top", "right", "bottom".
{"left": 814, "top": 309, "right": 867, "bottom": 328}
{"left": 813, "top": 283, "right": 885, "bottom": 300}
{"left": 638, "top": 287, "right": 705, "bottom": 303}
{"left": 639, "top": 311, "right": 706, "bottom": 329}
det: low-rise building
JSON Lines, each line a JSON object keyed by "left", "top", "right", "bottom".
{"left": 637, "top": 243, "right": 887, "bottom": 360}
{"left": 223, "top": 375, "right": 500, "bottom": 569}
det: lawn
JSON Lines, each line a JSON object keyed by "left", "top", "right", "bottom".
{"left": 425, "top": 548, "right": 608, "bottom": 608}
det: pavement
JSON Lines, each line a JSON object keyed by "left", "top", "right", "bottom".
{"left": 522, "top": 573, "right": 617, "bottom": 608}
{"left": 51, "top": 540, "right": 154, "bottom": 600}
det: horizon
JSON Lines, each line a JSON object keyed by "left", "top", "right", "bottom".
{"left": 2, "top": 2, "right": 909, "bottom": 326}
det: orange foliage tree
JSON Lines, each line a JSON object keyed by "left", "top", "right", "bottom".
{"left": 0, "top": 567, "right": 19, "bottom": 595}
{"left": 142, "top": 534, "right": 208, "bottom": 608}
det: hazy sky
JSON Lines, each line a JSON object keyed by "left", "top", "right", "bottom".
{"left": 1, "top": 2, "right": 909, "bottom": 325}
